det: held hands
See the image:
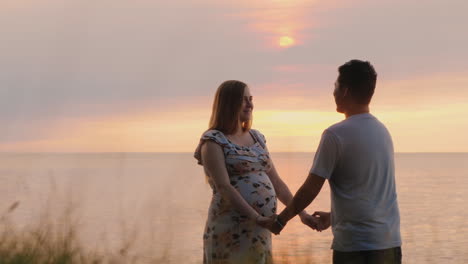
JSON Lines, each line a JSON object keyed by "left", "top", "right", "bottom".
{"left": 257, "top": 211, "right": 330, "bottom": 235}
{"left": 256, "top": 215, "right": 284, "bottom": 235}
{"left": 300, "top": 211, "right": 331, "bottom": 232}
{"left": 313, "top": 211, "right": 331, "bottom": 231}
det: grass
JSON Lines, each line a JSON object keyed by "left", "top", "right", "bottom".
{"left": 0, "top": 198, "right": 331, "bottom": 264}
{"left": 0, "top": 197, "right": 331, "bottom": 264}
{"left": 0, "top": 200, "right": 158, "bottom": 264}
{"left": 0, "top": 201, "right": 96, "bottom": 264}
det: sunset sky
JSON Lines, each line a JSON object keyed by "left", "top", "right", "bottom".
{"left": 1, "top": 0, "right": 467, "bottom": 152}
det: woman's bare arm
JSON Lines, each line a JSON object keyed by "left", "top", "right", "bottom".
{"left": 266, "top": 161, "right": 308, "bottom": 218}
{"left": 263, "top": 146, "right": 308, "bottom": 219}
{"left": 201, "top": 141, "right": 260, "bottom": 221}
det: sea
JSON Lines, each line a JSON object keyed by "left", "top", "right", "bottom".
{"left": 0, "top": 152, "right": 467, "bottom": 263}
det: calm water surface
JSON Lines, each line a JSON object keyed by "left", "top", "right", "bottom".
{"left": 0, "top": 152, "right": 467, "bottom": 263}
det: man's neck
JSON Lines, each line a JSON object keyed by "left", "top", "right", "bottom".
{"left": 344, "top": 105, "right": 370, "bottom": 118}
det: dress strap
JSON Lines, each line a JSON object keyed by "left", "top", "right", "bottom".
{"left": 194, "top": 130, "right": 230, "bottom": 165}
{"left": 250, "top": 129, "right": 266, "bottom": 150}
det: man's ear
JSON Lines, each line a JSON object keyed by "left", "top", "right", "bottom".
{"left": 342, "top": 86, "right": 349, "bottom": 97}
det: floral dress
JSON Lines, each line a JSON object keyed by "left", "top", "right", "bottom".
{"left": 194, "top": 129, "right": 277, "bottom": 264}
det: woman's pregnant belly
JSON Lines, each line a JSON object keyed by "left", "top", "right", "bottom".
{"left": 229, "top": 171, "right": 277, "bottom": 217}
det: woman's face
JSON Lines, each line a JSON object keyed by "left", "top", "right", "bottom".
{"left": 239, "top": 87, "right": 254, "bottom": 122}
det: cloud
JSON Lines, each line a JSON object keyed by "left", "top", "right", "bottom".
{"left": 374, "top": 71, "right": 468, "bottom": 109}
{"left": 1, "top": 0, "right": 467, "bottom": 151}
{"left": 304, "top": 0, "right": 468, "bottom": 79}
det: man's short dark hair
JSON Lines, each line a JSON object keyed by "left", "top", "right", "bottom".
{"left": 338, "top": 60, "right": 377, "bottom": 105}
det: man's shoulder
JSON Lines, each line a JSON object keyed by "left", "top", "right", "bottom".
{"left": 327, "top": 113, "right": 382, "bottom": 132}
{"left": 326, "top": 119, "right": 348, "bottom": 134}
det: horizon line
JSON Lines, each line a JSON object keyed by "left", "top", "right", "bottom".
{"left": 1, "top": 151, "right": 467, "bottom": 154}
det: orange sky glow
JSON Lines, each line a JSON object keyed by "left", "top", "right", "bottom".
{"left": 1, "top": 0, "right": 467, "bottom": 153}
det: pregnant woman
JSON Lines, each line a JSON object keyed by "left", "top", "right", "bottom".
{"left": 194, "top": 80, "right": 317, "bottom": 264}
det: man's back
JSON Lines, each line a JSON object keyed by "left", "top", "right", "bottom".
{"left": 311, "top": 113, "right": 401, "bottom": 251}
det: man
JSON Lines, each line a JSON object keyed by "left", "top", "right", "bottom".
{"left": 260, "top": 60, "right": 402, "bottom": 264}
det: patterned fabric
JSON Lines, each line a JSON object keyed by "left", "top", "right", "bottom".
{"left": 194, "top": 129, "right": 277, "bottom": 264}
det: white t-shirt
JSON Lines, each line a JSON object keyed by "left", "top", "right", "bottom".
{"left": 310, "top": 113, "right": 401, "bottom": 252}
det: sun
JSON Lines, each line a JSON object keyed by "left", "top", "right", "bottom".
{"left": 279, "top": 36, "right": 295, "bottom": 47}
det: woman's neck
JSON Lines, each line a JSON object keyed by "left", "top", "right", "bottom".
{"left": 226, "top": 121, "right": 248, "bottom": 137}
{"left": 232, "top": 122, "right": 245, "bottom": 136}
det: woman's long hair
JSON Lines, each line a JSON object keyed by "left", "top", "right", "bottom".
{"left": 208, "top": 80, "right": 252, "bottom": 134}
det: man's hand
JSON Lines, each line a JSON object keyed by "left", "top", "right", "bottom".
{"left": 257, "top": 215, "right": 283, "bottom": 235}
{"left": 312, "top": 211, "right": 331, "bottom": 231}
{"left": 300, "top": 213, "right": 321, "bottom": 231}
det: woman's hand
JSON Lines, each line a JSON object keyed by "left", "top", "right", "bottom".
{"left": 256, "top": 215, "right": 282, "bottom": 235}
{"left": 312, "top": 211, "right": 331, "bottom": 231}
{"left": 256, "top": 215, "right": 273, "bottom": 228}
{"left": 300, "top": 213, "right": 321, "bottom": 231}
{"left": 300, "top": 212, "right": 331, "bottom": 232}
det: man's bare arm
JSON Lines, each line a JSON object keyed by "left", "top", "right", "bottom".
{"left": 278, "top": 173, "right": 325, "bottom": 224}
